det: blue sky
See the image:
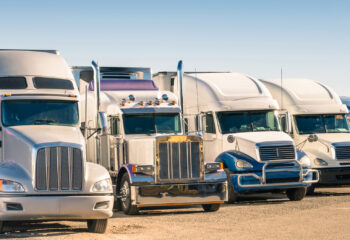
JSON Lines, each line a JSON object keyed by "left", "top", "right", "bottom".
{"left": 0, "top": 0, "right": 349, "bottom": 96}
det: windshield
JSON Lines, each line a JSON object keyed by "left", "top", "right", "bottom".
{"left": 2, "top": 100, "right": 79, "bottom": 127}
{"left": 217, "top": 110, "right": 280, "bottom": 134}
{"left": 123, "top": 113, "right": 181, "bottom": 134}
{"left": 295, "top": 114, "right": 350, "bottom": 134}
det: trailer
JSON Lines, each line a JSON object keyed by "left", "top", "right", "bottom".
{"left": 153, "top": 62, "right": 318, "bottom": 203}
{"left": 261, "top": 78, "right": 350, "bottom": 193}
{"left": 71, "top": 62, "right": 227, "bottom": 214}
{"left": 0, "top": 50, "right": 113, "bottom": 233}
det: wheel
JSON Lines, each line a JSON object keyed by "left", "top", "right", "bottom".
{"left": 202, "top": 203, "right": 220, "bottom": 212}
{"left": 87, "top": 219, "right": 108, "bottom": 233}
{"left": 120, "top": 174, "right": 139, "bottom": 215}
{"left": 306, "top": 185, "right": 316, "bottom": 195}
{"left": 225, "top": 169, "right": 239, "bottom": 203}
{"left": 0, "top": 221, "right": 4, "bottom": 234}
{"left": 286, "top": 187, "right": 307, "bottom": 201}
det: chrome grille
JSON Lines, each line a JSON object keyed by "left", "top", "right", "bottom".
{"left": 35, "top": 146, "right": 83, "bottom": 191}
{"left": 335, "top": 146, "right": 350, "bottom": 160}
{"left": 259, "top": 145, "right": 295, "bottom": 161}
{"left": 158, "top": 141, "right": 201, "bottom": 181}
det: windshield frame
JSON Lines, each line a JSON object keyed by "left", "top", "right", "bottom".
{"left": 1, "top": 99, "right": 79, "bottom": 127}
{"left": 294, "top": 113, "right": 350, "bottom": 135}
{"left": 122, "top": 112, "right": 182, "bottom": 135}
{"left": 216, "top": 110, "right": 281, "bottom": 134}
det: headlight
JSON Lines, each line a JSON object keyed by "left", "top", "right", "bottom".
{"left": 236, "top": 160, "right": 253, "bottom": 169}
{"left": 205, "top": 162, "right": 223, "bottom": 172}
{"left": 314, "top": 158, "right": 328, "bottom": 166}
{"left": 132, "top": 165, "right": 154, "bottom": 175}
{"left": 299, "top": 155, "right": 311, "bottom": 166}
{"left": 92, "top": 178, "right": 113, "bottom": 192}
{"left": 0, "top": 179, "right": 25, "bottom": 193}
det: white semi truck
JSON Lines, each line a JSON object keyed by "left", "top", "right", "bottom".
{"left": 261, "top": 78, "right": 350, "bottom": 193}
{"left": 0, "top": 50, "right": 113, "bottom": 233}
{"left": 71, "top": 62, "right": 227, "bottom": 215}
{"left": 154, "top": 62, "right": 318, "bottom": 202}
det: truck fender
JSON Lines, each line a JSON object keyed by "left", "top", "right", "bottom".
{"left": 215, "top": 150, "right": 260, "bottom": 172}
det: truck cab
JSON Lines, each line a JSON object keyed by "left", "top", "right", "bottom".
{"left": 261, "top": 78, "right": 350, "bottom": 192}
{"left": 0, "top": 50, "right": 113, "bottom": 234}
{"left": 71, "top": 64, "right": 227, "bottom": 215}
{"left": 154, "top": 66, "right": 318, "bottom": 202}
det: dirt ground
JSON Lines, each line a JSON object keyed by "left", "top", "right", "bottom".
{"left": 1, "top": 187, "right": 350, "bottom": 240}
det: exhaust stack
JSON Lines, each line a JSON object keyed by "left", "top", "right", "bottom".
{"left": 177, "top": 60, "right": 185, "bottom": 133}
{"left": 91, "top": 60, "right": 101, "bottom": 128}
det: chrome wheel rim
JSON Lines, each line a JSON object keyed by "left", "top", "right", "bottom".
{"left": 120, "top": 180, "right": 130, "bottom": 208}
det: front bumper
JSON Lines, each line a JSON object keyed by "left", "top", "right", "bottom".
{"left": 316, "top": 167, "right": 350, "bottom": 186}
{"left": 0, "top": 194, "right": 114, "bottom": 221}
{"left": 231, "top": 160, "right": 319, "bottom": 193}
{"left": 131, "top": 182, "right": 227, "bottom": 207}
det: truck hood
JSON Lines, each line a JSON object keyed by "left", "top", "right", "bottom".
{"left": 222, "top": 131, "right": 294, "bottom": 160}
{"left": 6, "top": 125, "right": 84, "bottom": 146}
{"left": 3, "top": 125, "right": 84, "bottom": 177}
{"left": 313, "top": 133, "right": 350, "bottom": 145}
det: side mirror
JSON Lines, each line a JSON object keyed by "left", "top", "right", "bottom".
{"left": 98, "top": 112, "right": 109, "bottom": 135}
{"left": 227, "top": 135, "right": 235, "bottom": 143}
{"left": 307, "top": 134, "right": 318, "bottom": 142}
{"left": 197, "top": 114, "right": 203, "bottom": 135}
{"left": 279, "top": 112, "right": 292, "bottom": 133}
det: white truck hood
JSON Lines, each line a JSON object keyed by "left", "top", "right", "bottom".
{"left": 223, "top": 131, "right": 294, "bottom": 160}
{"left": 7, "top": 125, "right": 84, "bottom": 145}
{"left": 3, "top": 125, "right": 84, "bottom": 177}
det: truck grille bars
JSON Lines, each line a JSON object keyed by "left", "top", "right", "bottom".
{"left": 35, "top": 147, "right": 83, "bottom": 191}
{"left": 335, "top": 146, "right": 350, "bottom": 160}
{"left": 259, "top": 145, "right": 296, "bottom": 161}
{"left": 156, "top": 136, "right": 203, "bottom": 182}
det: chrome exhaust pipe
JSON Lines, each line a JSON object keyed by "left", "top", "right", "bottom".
{"left": 91, "top": 60, "right": 101, "bottom": 128}
{"left": 177, "top": 60, "right": 185, "bottom": 133}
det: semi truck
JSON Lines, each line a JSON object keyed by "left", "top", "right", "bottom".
{"left": 261, "top": 78, "right": 350, "bottom": 193}
{"left": 0, "top": 50, "right": 113, "bottom": 233}
{"left": 153, "top": 62, "right": 318, "bottom": 203}
{"left": 71, "top": 62, "right": 227, "bottom": 215}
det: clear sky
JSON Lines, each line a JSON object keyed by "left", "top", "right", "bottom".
{"left": 0, "top": 0, "right": 349, "bottom": 96}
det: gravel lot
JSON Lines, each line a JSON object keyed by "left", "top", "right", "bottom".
{"left": 2, "top": 187, "right": 350, "bottom": 240}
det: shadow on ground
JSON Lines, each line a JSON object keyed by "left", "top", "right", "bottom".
{"left": 0, "top": 222, "right": 86, "bottom": 239}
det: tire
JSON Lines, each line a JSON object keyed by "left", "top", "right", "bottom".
{"left": 87, "top": 219, "right": 108, "bottom": 233}
{"left": 306, "top": 185, "right": 316, "bottom": 195}
{"left": 225, "top": 169, "right": 239, "bottom": 203}
{"left": 120, "top": 174, "right": 139, "bottom": 215}
{"left": 0, "top": 221, "right": 3, "bottom": 234}
{"left": 202, "top": 203, "right": 220, "bottom": 212}
{"left": 286, "top": 187, "right": 307, "bottom": 201}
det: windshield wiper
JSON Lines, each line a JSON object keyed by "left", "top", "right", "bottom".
{"left": 33, "top": 119, "right": 57, "bottom": 124}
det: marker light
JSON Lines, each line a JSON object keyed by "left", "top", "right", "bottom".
{"left": 172, "top": 100, "right": 176, "bottom": 105}
{"left": 69, "top": 94, "right": 76, "bottom": 97}
{"left": 121, "top": 100, "right": 126, "bottom": 106}
{"left": 149, "top": 100, "right": 154, "bottom": 105}
{"left": 4, "top": 93, "right": 11, "bottom": 97}
{"left": 140, "top": 101, "right": 144, "bottom": 106}
{"left": 129, "top": 95, "right": 135, "bottom": 101}
{"left": 156, "top": 100, "right": 161, "bottom": 105}
{"left": 162, "top": 94, "right": 169, "bottom": 101}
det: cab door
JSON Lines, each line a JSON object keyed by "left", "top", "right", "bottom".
{"left": 201, "top": 112, "right": 220, "bottom": 162}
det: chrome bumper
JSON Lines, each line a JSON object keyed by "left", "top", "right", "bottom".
{"left": 237, "top": 159, "right": 320, "bottom": 188}
{"left": 0, "top": 195, "right": 114, "bottom": 221}
{"left": 131, "top": 182, "right": 227, "bottom": 207}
